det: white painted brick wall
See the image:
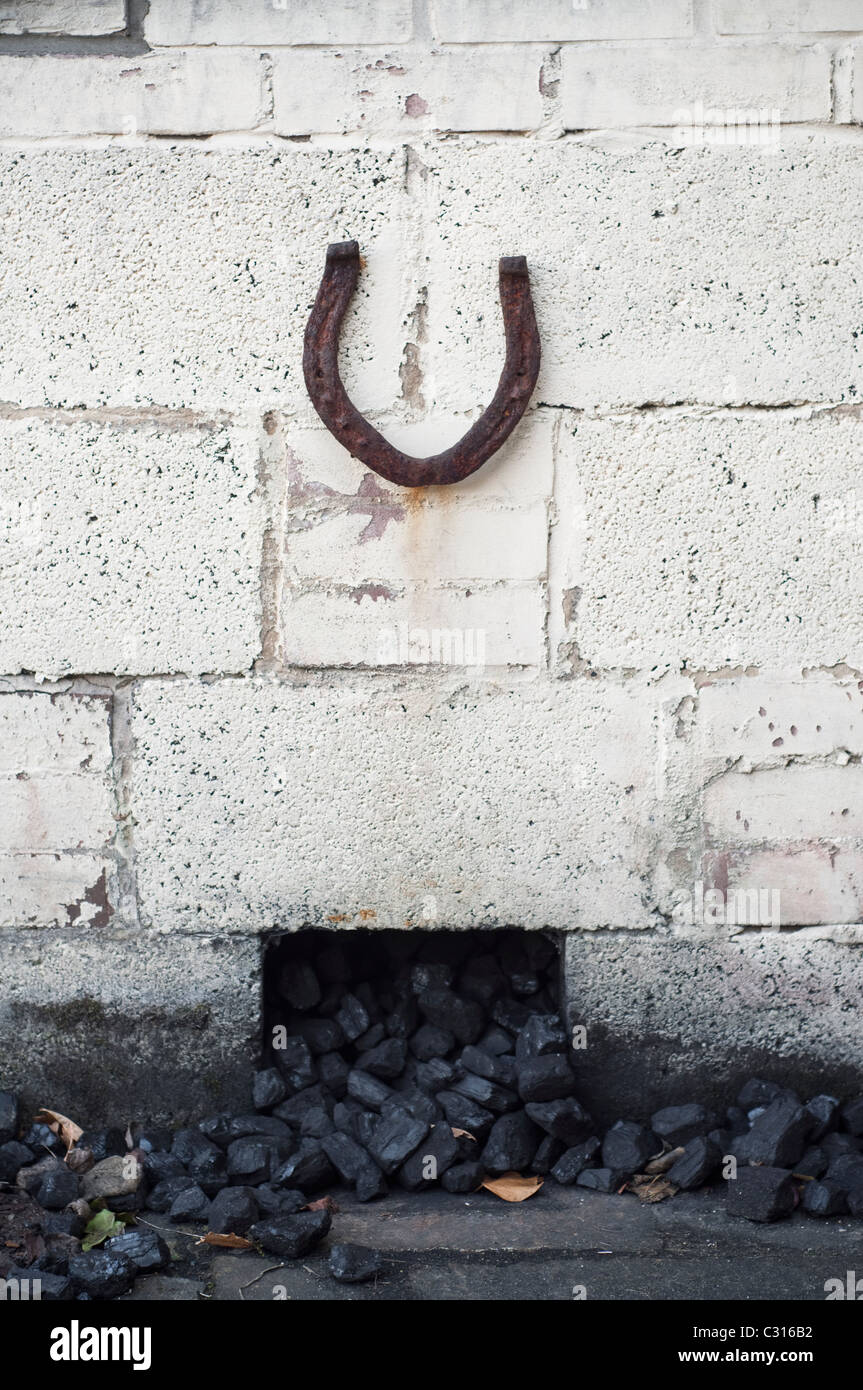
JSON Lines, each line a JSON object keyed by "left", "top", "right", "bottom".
{"left": 0, "top": 1, "right": 124, "bottom": 35}
{"left": 0, "top": 691, "right": 114, "bottom": 926}
{"left": 0, "top": 416, "right": 264, "bottom": 677}
{"left": 0, "top": 0, "right": 860, "bottom": 1105}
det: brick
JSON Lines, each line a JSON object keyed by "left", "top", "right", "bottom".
{"left": 695, "top": 675, "right": 863, "bottom": 774}
{"left": 560, "top": 42, "right": 829, "bottom": 128}
{"left": 0, "top": 417, "right": 263, "bottom": 678}
{"left": 0, "top": 691, "right": 113, "bottom": 927}
{"left": 714, "top": 1, "right": 863, "bottom": 34}
{"left": 281, "top": 415, "right": 553, "bottom": 669}
{"left": 704, "top": 766, "right": 863, "bottom": 842}
{"left": 272, "top": 46, "right": 544, "bottom": 136}
{"left": 130, "top": 678, "right": 659, "bottom": 932}
{"left": 707, "top": 848, "right": 863, "bottom": 928}
{"left": 0, "top": 147, "right": 409, "bottom": 412}
{"left": 144, "top": 0, "right": 412, "bottom": 45}
{"left": 549, "top": 412, "right": 863, "bottom": 671}
{"left": 0, "top": 1, "right": 124, "bottom": 35}
{"left": 0, "top": 52, "right": 266, "bottom": 138}
{"left": 422, "top": 141, "right": 863, "bottom": 411}
{"left": 430, "top": 0, "right": 693, "bottom": 42}
{"left": 281, "top": 587, "right": 544, "bottom": 669}
{"left": 0, "top": 692, "right": 112, "bottom": 852}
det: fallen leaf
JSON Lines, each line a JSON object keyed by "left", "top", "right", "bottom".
{"left": 82, "top": 1208, "right": 126, "bottom": 1251}
{"left": 34, "top": 1108, "right": 83, "bottom": 1152}
{"left": 196, "top": 1232, "right": 254, "bottom": 1249}
{"left": 451, "top": 1128, "right": 476, "bottom": 1142}
{"left": 644, "top": 1146, "right": 684, "bottom": 1175}
{"left": 480, "top": 1172, "right": 543, "bottom": 1202}
{"left": 626, "top": 1174, "right": 677, "bottom": 1204}
{"left": 303, "top": 1196, "right": 339, "bottom": 1214}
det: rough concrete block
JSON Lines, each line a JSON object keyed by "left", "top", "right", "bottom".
{"left": 0, "top": 690, "right": 114, "bottom": 927}
{"left": 549, "top": 411, "right": 863, "bottom": 671}
{"left": 130, "top": 677, "right": 659, "bottom": 932}
{"left": 0, "top": 929, "right": 259, "bottom": 1125}
{"left": 707, "top": 847, "right": 863, "bottom": 928}
{"left": 562, "top": 932, "right": 863, "bottom": 1124}
{"left": 0, "top": 417, "right": 263, "bottom": 677}
{"left": 422, "top": 140, "right": 863, "bottom": 411}
{"left": 714, "top": 1, "right": 863, "bottom": 34}
{"left": 431, "top": 0, "right": 693, "bottom": 42}
{"left": 280, "top": 415, "right": 554, "bottom": 668}
{"left": 272, "top": 45, "right": 544, "bottom": 136}
{"left": 704, "top": 766, "right": 863, "bottom": 842}
{"left": 0, "top": 147, "right": 410, "bottom": 412}
{"left": 560, "top": 42, "right": 830, "bottom": 128}
{"left": 0, "top": 691, "right": 113, "bottom": 853}
{"left": 0, "top": 51, "right": 267, "bottom": 138}
{"left": 852, "top": 45, "right": 863, "bottom": 123}
{"left": 144, "top": 0, "right": 412, "bottom": 45}
{"left": 0, "top": 1, "right": 124, "bottom": 35}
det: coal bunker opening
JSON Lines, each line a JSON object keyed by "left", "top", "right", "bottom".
{"left": 258, "top": 928, "right": 591, "bottom": 1196}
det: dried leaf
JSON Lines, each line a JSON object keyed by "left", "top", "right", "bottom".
{"left": 451, "top": 1128, "right": 476, "bottom": 1142}
{"left": 644, "top": 1147, "right": 684, "bottom": 1175}
{"left": 303, "top": 1196, "right": 339, "bottom": 1214}
{"left": 196, "top": 1232, "right": 254, "bottom": 1249}
{"left": 479, "top": 1172, "right": 543, "bottom": 1202}
{"left": 626, "top": 1174, "right": 677, "bottom": 1204}
{"left": 34, "top": 1108, "right": 83, "bottom": 1152}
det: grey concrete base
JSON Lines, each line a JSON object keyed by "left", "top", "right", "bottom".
{"left": 563, "top": 931, "right": 863, "bottom": 1125}
{"left": 0, "top": 928, "right": 260, "bottom": 1125}
{"left": 125, "top": 1185, "right": 862, "bottom": 1302}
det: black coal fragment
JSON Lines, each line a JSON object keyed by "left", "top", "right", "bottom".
{"left": 409, "top": 1024, "right": 455, "bottom": 1061}
{"left": 104, "top": 1228, "right": 170, "bottom": 1273}
{"left": 37, "top": 1164, "right": 80, "bottom": 1210}
{"left": 253, "top": 1067, "right": 287, "bottom": 1111}
{"left": 441, "top": 1160, "right": 484, "bottom": 1193}
{"left": 825, "top": 1152, "right": 863, "bottom": 1192}
{"left": 0, "top": 1140, "right": 34, "bottom": 1183}
{"left": 458, "top": 954, "right": 507, "bottom": 1008}
{"left": 795, "top": 1146, "right": 828, "bottom": 1179}
{"left": 517, "top": 1054, "right": 577, "bottom": 1104}
{"left": 727, "top": 1165, "right": 795, "bottom": 1222}
{"left": 667, "top": 1137, "right": 722, "bottom": 1190}
{"left": 736, "top": 1078, "right": 783, "bottom": 1110}
{"left": 318, "top": 1051, "right": 350, "bottom": 1098}
{"left": 576, "top": 1167, "right": 629, "bottom": 1193}
{"left": 169, "top": 1183, "right": 211, "bottom": 1223}
{"left": 272, "top": 1141, "right": 337, "bottom": 1193}
{"left": 515, "top": 1014, "right": 567, "bottom": 1059}
{"left": 226, "top": 1138, "right": 277, "bottom": 1186}
{"left": 841, "top": 1096, "right": 863, "bottom": 1136}
{"left": 415, "top": 1058, "right": 456, "bottom": 1094}
{"left": 398, "top": 1123, "right": 458, "bottom": 1190}
{"left": 383, "top": 1089, "right": 441, "bottom": 1126}
{"left": 459, "top": 1045, "right": 517, "bottom": 1087}
{"left": 601, "top": 1121, "right": 657, "bottom": 1173}
{"left": 737, "top": 1096, "right": 814, "bottom": 1168}
{"left": 78, "top": 1127, "right": 126, "bottom": 1161}
{"left": 171, "top": 1129, "right": 227, "bottom": 1195}
{"left": 299, "top": 1106, "right": 334, "bottom": 1140}
{"left": 437, "top": 1091, "right": 495, "bottom": 1142}
{"left": 335, "top": 992, "right": 371, "bottom": 1042}
{"left": 551, "top": 1137, "right": 601, "bottom": 1185}
{"left": 492, "top": 998, "right": 533, "bottom": 1033}
{"left": 417, "top": 989, "right": 484, "bottom": 1045}
{"left": 481, "top": 1111, "right": 541, "bottom": 1174}
{"left": 68, "top": 1250, "right": 135, "bottom": 1300}
{"left": 804, "top": 1094, "right": 840, "bottom": 1141}
{"left": 650, "top": 1104, "right": 714, "bottom": 1147}
{"left": 802, "top": 1180, "right": 847, "bottom": 1216}
{"left": 366, "top": 1113, "right": 429, "bottom": 1176}
{"left": 272, "top": 1036, "right": 317, "bottom": 1093}
{"left": 279, "top": 962, "right": 321, "bottom": 1012}
{"left": 289, "top": 1017, "right": 346, "bottom": 1055}
{"left": 249, "top": 1208, "right": 332, "bottom": 1258}
{"left": 146, "top": 1175, "right": 197, "bottom": 1213}
{"left": 451, "top": 1072, "right": 519, "bottom": 1114}
{"left": 356, "top": 1038, "right": 408, "bottom": 1080}
{"left": 525, "top": 1098, "right": 593, "bottom": 1146}
{"left": 355, "top": 1022, "right": 386, "bottom": 1053}
{"left": 329, "top": 1243, "right": 384, "bottom": 1283}
{"left": 254, "top": 1185, "right": 307, "bottom": 1216}
{"left": 478, "top": 1025, "right": 514, "bottom": 1056}
{"left": 207, "top": 1186, "right": 260, "bottom": 1235}
{"left": 346, "top": 1069, "right": 393, "bottom": 1112}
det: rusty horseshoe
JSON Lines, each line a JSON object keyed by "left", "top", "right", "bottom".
{"left": 303, "top": 241, "right": 541, "bottom": 488}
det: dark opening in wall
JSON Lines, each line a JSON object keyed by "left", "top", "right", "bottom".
{"left": 258, "top": 928, "right": 585, "bottom": 1198}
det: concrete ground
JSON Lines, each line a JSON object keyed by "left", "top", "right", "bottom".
{"left": 122, "top": 1183, "right": 862, "bottom": 1302}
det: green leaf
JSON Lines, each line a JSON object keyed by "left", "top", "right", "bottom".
{"left": 82, "top": 1207, "right": 124, "bottom": 1252}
